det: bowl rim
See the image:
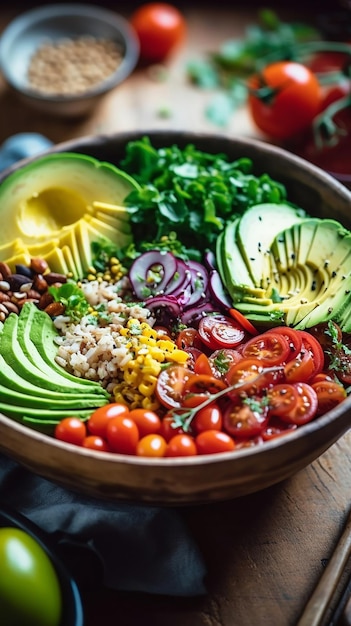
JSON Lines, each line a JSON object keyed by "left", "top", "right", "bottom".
{"left": 0, "top": 3, "right": 140, "bottom": 102}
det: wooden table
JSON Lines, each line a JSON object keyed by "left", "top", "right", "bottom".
{"left": 1, "top": 3, "right": 351, "bottom": 625}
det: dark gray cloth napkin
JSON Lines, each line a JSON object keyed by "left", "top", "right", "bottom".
{"left": 0, "top": 133, "right": 207, "bottom": 597}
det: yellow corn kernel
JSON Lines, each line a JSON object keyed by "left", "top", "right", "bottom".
{"left": 157, "top": 339, "right": 177, "bottom": 352}
{"left": 138, "top": 335, "right": 157, "bottom": 346}
{"left": 148, "top": 346, "right": 167, "bottom": 362}
{"left": 138, "top": 375, "right": 157, "bottom": 397}
{"left": 123, "top": 369, "right": 139, "bottom": 385}
{"left": 167, "top": 349, "right": 190, "bottom": 364}
{"left": 141, "top": 396, "right": 160, "bottom": 410}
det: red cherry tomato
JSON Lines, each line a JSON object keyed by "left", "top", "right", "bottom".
{"left": 267, "top": 383, "right": 299, "bottom": 417}
{"left": 54, "top": 417, "right": 87, "bottom": 446}
{"left": 159, "top": 413, "right": 186, "bottom": 441}
{"left": 128, "top": 408, "right": 161, "bottom": 438}
{"left": 155, "top": 365, "right": 192, "bottom": 408}
{"left": 87, "top": 403, "right": 130, "bottom": 438}
{"left": 182, "top": 373, "right": 227, "bottom": 396}
{"left": 223, "top": 397, "right": 269, "bottom": 438}
{"left": 130, "top": 3, "right": 186, "bottom": 63}
{"left": 279, "top": 382, "right": 318, "bottom": 426}
{"left": 208, "top": 348, "right": 243, "bottom": 379}
{"left": 266, "top": 326, "right": 303, "bottom": 361}
{"left": 198, "top": 314, "right": 246, "bottom": 350}
{"left": 82, "top": 435, "right": 111, "bottom": 452}
{"left": 311, "top": 379, "right": 347, "bottom": 415}
{"left": 241, "top": 331, "right": 291, "bottom": 366}
{"left": 298, "top": 331, "right": 325, "bottom": 375}
{"left": 195, "top": 430, "right": 235, "bottom": 455}
{"left": 194, "top": 353, "right": 213, "bottom": 376}
{"left": 136, "top": 434, "right": 168, "bottom": 457}
{"left": 106, "top": 415, "right": 139, "bottom": 455}
{"left": 165, "top": 433, "right": 197, "bottom": 457}
{"left": 262, "top": 416, "right": 298, "bottom": 441}
{"left": 226, "top": 357, "right": 282, "bottom": 396}
{"left": 284, "top": 345, "right": 316, "bottom": 383}
{"left": 192, "top": 403, "right": 223, "bottom": 434}
{"left": 176, "top": 327, "right": 203, "bottom": 350}
{"left": 248, "top": 61, "right": 322, "bottom": 140}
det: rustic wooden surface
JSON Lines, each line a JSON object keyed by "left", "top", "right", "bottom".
{"left": 1, "top": 3, "right": 351, "bottom": 625}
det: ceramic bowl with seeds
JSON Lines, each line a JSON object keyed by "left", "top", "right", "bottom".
{"left": 0, "top": 4, "right": 139, "bottom": 117}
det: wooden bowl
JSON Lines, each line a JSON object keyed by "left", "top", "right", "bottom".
{"left": 0, "top": 130, "right": 350, "bottom": 505}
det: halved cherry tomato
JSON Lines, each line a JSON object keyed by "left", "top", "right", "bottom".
{"left": 266, "top": 326, "right": 303, "bottom": 361}
{"left": 55, "top": 417, "right": 87, "bottom": 446}
{"left": 262, "top": 416, "right": 298, "bottom": 441}
{"left": 192, "top": 403, "right": 223, "bottom": 434}
{"left": 198, "top": 314, "right": 246, "bottom": 350}
{"left": 223, "top": 397, "right": 269, "bottom": 438}
{"left": 155, "top": 365, "right": 192, "bottom": 408}
{"left": 176, "top": 327, "right": 203, "bottom": 350}
{"left": 329, "top": 344, "right": 351, "bottom": 385}
{"left": 284, "top": 345, "right": 315, "bottom": 383}
{"left": 208, "top": 348, "right": 243, "bottom": 379}
{"left": 159, "top": 413, "right": 186, "bottom": 441}
{"left": 308, "top": 321, "right": 342, "bottom": 350}
{"left": 267, "top": 383, "right": 299, "bottom": 417}
{"left": 165, "top": 434, "right": 197, "bottom": 457}
{"left": 183, "top": 373, "right": 227, "bottom": 396}
{"left": 226, "top": 357, "right": 283, "bottom": 396}
{"left": 194, "top": 353, "right": 213, "bottom": 376}
{"left": 241, "top": 331, "right": 291, "bottom": 366}
{"left": 279, "top": 382, "right": 318, "bottom": 425}
{"left": 311, "top": 380, "right": 347, "bottom": 415}
{"left": 298, "top": 331, "right": 325, "bottom": 375}
{"left": 195, "top": 430, "right": 235, "bottom": 455}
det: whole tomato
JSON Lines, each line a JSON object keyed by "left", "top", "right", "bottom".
{"left": 0, "top": 527, "right": 62, "bottom": 626}
{"left": 130, "top": 2, "right": 186, "bottom": 63}
{"left": 248, "top": 61, "right": 322, "bottom": 141}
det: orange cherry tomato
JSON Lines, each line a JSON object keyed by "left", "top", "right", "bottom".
{"left": 82, "top": 435, "right": 111, "bottom": 452}
{"left": 165, "top": 433, "right": 197, "bottom": 457}
{"left": 136, "top": 434, "right": 168, "bottom": 457}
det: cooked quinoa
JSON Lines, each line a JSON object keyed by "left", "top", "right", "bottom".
{"left": 53, "top": 280, "right": 188, "bottom": 409}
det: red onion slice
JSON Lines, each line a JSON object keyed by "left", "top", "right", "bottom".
{"left": 129, "top": 250, "right": 178, "bottom": 299}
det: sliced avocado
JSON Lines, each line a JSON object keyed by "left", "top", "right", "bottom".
{"left": 236, "top": 203, "right": 305, "bottom": 287}
{"left": 0, "top": 309, "right": 106, "bottom": 396}
{"left": 0, "top": 402, "right": 93, "bottom": 424}
{"left": 0, "top": 152, "right": 138, "bottom": 245}
{"left": 19, "top": 303, "right": 109, "bottom": 395}
{"left": 84, "top": 215, "right": 132, "bottom": 250}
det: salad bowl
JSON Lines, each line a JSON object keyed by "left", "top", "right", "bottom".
{"left": 0, "top": 129, "right": 350, "bottom": 505}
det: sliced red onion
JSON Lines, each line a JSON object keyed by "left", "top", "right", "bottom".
{"left": 129, "top": 250, "right": 178, "bottom": 299}
{"left": 204, "top": 250, "right": 217, "bottom": 271}
{"left": 166, "top": 258, "right": 192, "bottom": 296}
{"left": 209, "top": 270, "right": 232, "bottom": 309}
{"left": 183, "top": 260, "right": 209, "bottom": 309}
{"left": 180, "top": 301, "right": 219, "bottom": 326}
{"left": 144, "top": 294, "right": 182, "bottom": 321}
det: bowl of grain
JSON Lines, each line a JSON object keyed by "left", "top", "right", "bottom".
{"left": 0, "top": 4, "right": 139, "bottom": 117}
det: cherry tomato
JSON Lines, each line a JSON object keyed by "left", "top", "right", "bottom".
{"left": 136, "top": 434, "right": 167, "bottom": 457}
{"left": 262, "top": 416, "right": 298, "bottom": 441}
{"left": 198, "top": 314, "right": 246, "bottom": 350}
{"left": 223, "top": 397, "right": 269, "bottom": 438}
{"left": 308, "top": 321, "right": 342, "bottom": 350}
{"left": 87, "top": 403, "right": 130, "bottom": 438}
{"left": 183, "top": 373, "right": 227, "bottom": 396}
{"left": 267, "top": 383, "right": 299, "bottom": 417}
{"left": 192, "top": 403, "right": 223, "bottom": 434}
{"left": 248, "top": 61, "right": 322, "bottom": 140}
{"left": 176, "top": 327, "right": 202, "bottom": 350}
{"left": 266, "top": 326, "right": 303, "bottom": 361}
{"left": 106, "top": 415, "right": 139, "bottom": 455}
{"left": 130, "top": 3, "right": 186, "bottom": 63}
{"left": 329, "top": 344, "right": 351, "bottom": 385}
{"left": 241, "top": 331, "right": 291, "bottom": 366}
{"left": 311, "top": 380, "right": 347, "bottom": 415}
{"left": 165, "top": 433, "right": 197, "bottom": 457}
{"left": 279, "top": 382, "right": 318, "bottom": 426}
{"left": 284, "top": 347, "right": 315, "bottom": 383}
{"left": 82, "top": 435, "right": 111, "bottom": 452}
{"left": 128, "top": 408, "right": 161, "bottom": 437}
{"left": 159, "top": 413, "right": 186, "bottom": 441}
{"left": 54, "top": 416, "right": 87, "bottom": 446}
{"left": 226, "top": 357, "right": 282, "bottom": 396}
{"left": 298, "top": 331, "right": 325, "bottom": 375}
{"left": 194, "top": 352, "right": 213, "bottom": 376}
{"left": 195, "top": 430, "right": 235, "bottom": 455}
{"left": 155, "top": 365, "right": 192, "bottom": 408}
{"left": 208, "top": 348, "right": 243, "bottom": 379}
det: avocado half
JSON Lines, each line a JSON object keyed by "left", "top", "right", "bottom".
{"left": 0, "top": 153, "right": 139, "bottom": 278}
{"left": 217, "top": 203, "right": 351, "bottom": 332}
